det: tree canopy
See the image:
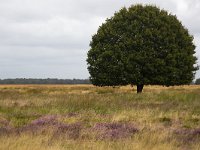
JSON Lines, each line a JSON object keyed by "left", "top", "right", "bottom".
{"left": 87, "top": 4, "right": 198, "bottom": 93}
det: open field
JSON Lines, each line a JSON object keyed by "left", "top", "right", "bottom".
{"left": 0, "top": 85, "right": 200, "bottom": 150}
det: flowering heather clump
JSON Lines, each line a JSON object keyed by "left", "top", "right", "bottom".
{"left": 93, "top": 122, "right": 138, "bottom": 140}
{"left": 16, "top": 115, "right": 59, "bottom": 134}
{"left": 15, "top": 114, "right": 82, "bottom": 140}
{"left": 174, "top": 128, "right": 200, "bottom": 142}
{"left": 16, "top": 115, "right": 138, "bottom": 140}
{"left": 53, "top": 123, "right": 82, "bottom": 139}
{"left": 0, "top": 127, "right": 11, "bottom": 135}
{"left": 30, "top": 115, "right": 58, "bottom": 126}
{"left": 0, "top": 118, "right": 13, "bottom": 136}
{"left": 16, "top": 115, "right": 56, "bottom": 134}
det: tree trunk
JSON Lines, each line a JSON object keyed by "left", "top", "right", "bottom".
{"left": 137, "top": 84, "right": 144, "bottom": 93}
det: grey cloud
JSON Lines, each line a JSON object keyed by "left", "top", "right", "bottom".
{"left": 0, "top": 0, "right": 199, "bottom": 79}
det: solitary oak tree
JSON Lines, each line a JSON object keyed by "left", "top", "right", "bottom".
{"left": 87, "top": 5, "right": 198, "bottom": 93}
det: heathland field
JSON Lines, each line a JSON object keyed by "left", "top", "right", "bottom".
{"left": 0, "top": 85, "right": 200, "bottom": 150}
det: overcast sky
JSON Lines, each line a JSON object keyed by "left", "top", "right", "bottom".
{"left": 0, "top": 0, "right": 199, "bottom": 79}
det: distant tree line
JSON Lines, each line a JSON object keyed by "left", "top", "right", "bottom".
{"left": 0, "top": 78, "right": 199, "bottom": 85}
{"left": 0, "top": 78, "right": 91, "bottom": 84}
{"left": 195, "top": 78, "right": 200, "bottom": 85}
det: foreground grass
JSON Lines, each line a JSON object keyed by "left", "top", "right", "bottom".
{"left": 0, "top": 85, "right": 200, "bottom": 150}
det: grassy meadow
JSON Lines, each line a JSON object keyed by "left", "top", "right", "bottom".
{"left": 0, "top": 84, "right": 200, "bottom": 150}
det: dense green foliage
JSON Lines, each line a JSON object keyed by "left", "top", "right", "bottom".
{"left": 87, "top": 5, "right": 198, "bottom": 89}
